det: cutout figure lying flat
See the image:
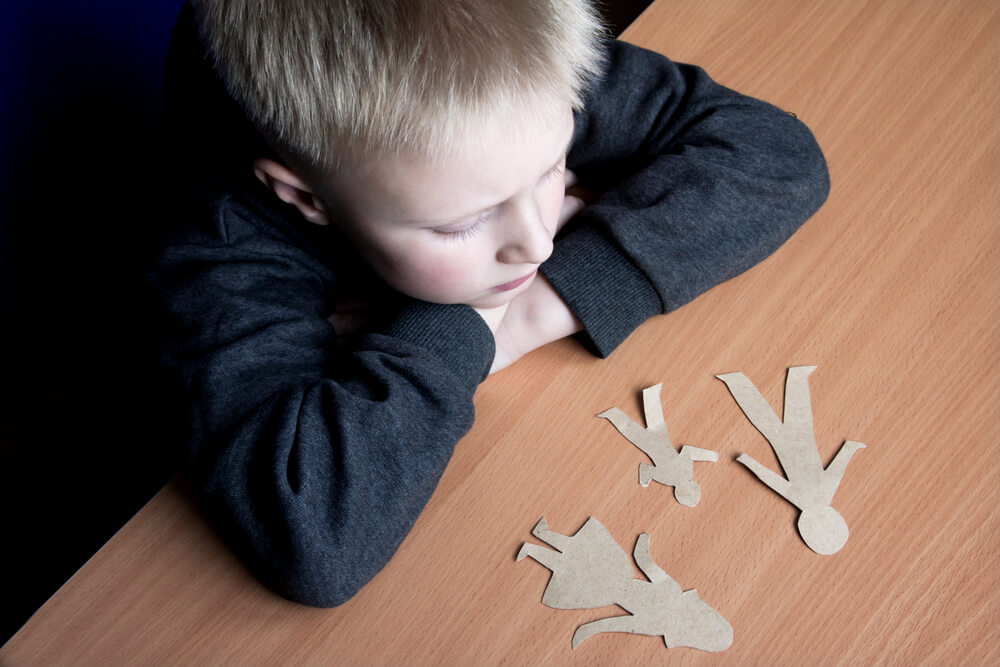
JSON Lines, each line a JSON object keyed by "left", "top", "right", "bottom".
{"left": 598, "top": 384, "right": 718, "bottom": 506}
{"left": 517, "top": 517, "right": 733, "bottom": 652}
{"left": 717, "top": 366, "right": 865, "bottom": 555}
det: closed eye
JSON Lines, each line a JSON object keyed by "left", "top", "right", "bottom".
{"left": 431, "top": 153, "right": 566, "bottom": 242}
{"left": 540, "top": 158, "right": 566, "bottom": 185}
{"left": 431, "top": 212, "right": 489, "bottom": 242}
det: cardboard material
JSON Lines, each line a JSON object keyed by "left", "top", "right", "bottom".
{"left": 717, "top": 366, "right": 865, "bottom": 555}
{"left": 598, "top": 384, "right": 718, "bottom": 506}
{"left": 518, "top": 517, "right": 733, "bottom": 652}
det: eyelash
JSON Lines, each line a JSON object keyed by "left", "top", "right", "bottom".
{"left": 432, "top": 160, "right": 566, "bottom": 242}
{"left": 543, "top": 161, "right": 566, "bottom": 183}
{"left": 432, "top": 214, "right": 488, "bottom": 242}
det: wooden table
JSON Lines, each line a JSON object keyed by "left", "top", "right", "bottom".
{"left": 4, "top": 0, "right": 997, "bottom": 663}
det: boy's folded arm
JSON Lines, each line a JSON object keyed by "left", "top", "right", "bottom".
{"left": 153, "top": 242, "right": 494, "bottom": 607}
{"left": 544, "top": 40, "right": 830, "bottom": 356}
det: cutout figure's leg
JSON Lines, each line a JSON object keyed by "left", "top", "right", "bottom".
{"left": 717, "top": 372, "right": 787, "bottom": 444}
{"left": 598, "top": 408, "right": 651, "bottom": 445}
{"left": 642, "top": 384, "right": 667, "bottom": 434}
{"left": 516, "top": 543, "right": 560, "bottom": 568}
{"left": 736, "top": 454, "right": 792, "bottom": 498}
{"left": 530, "top": 517, "right": 572, "bottom": 551}
{"left": 782, "top": 365, "right": 818, "bottom": 444}
{"left": 571, "top": 615, "right": 639, "bottom": 649}
{"left": 679, "top": 445, "right": 718, "bottom": 462}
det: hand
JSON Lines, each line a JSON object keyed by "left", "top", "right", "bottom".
{"left": 485, "top": 172, "right": 587, "bottom": 373}
{"left": 489, "top": 274, "right": 582, "bottom": 374}
{"left": 559, "top": 169, "right": 586, "bottom": 235}
{"left": 327, "top": 297, "right": 369, "bottom": 347}
{"left": 472, "top": 302, "right": 510, "bottom": 335}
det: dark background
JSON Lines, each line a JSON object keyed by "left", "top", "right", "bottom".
{"left": 0, "top": 0, "right": 653, "bottom": 645}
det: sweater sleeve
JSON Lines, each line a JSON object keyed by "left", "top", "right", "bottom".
{"left": 150, "top": 207, "right": 494, "bottom": 607}
{"left": 543, "top": 40, "right": 830, "bottom": 356}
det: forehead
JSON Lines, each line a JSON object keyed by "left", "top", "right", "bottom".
{"left": 329, "top": 102, "right": 575, "bottom": 224}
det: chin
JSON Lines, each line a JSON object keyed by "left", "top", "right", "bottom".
{"left": 400, "top": 288, "right": 512, "bottom": 309}
{"left": 466, "top": 274, "right": 538, "bottom": 308}
{"left": 465, "top": 292, "right": 517, "bottom": 309}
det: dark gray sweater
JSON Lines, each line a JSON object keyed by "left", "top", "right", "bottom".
{"left": 151, "top": 9, "right": 829, "bottom": 608}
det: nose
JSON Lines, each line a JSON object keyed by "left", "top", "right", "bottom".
{"left": 495, "top": 198, "right": 554, "bottom": 265}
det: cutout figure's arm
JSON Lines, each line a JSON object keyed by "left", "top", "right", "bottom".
{"left": 818, "top": 440, "right": 866, "bottom": 501}
{"left": 736, "top": 453, "right": 792, "bottom": 498}
{"left": 679, "top": 445, "right": 718, "bottom": 462}
{"left": 824, "top": 440, "right": 865, "bottom": 479}
{"left": 638, "top": 463, "right": 657, "bottom": 487}
{"left": 633, "top": 533, "right": 677, "bottom": 586}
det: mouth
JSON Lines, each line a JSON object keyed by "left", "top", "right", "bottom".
{"left": 493, "top": 270, "right": 537, "bottom": 292}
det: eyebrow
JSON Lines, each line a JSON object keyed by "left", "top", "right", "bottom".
{"left": 420, "top": 127, "right": 575, "bottom": 227}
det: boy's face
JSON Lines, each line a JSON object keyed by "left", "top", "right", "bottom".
{"left": 321, "top": 104, "right": 575, "bottom": 309}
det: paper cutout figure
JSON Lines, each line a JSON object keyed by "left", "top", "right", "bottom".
{"left": 517, "top": 517, "right": 733, "bottom": 652}
{"left": 717, "top": 366, "right": 865, "bottom": 555}
{"left": 598, "top": 384, "right": 718, "bottom": 506}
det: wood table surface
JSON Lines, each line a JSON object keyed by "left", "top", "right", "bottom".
{"left": 3, "top": 0, "right": 997, "bottom": 664}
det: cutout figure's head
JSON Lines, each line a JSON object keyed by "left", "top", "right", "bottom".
{"left": 674, "top": 479, "right": 702, "bottom": 507}
{"left": 665, "top": 589, "right": 734, "bottom": 652}
{"left": 797, "top": 505, "right": 849, "bottom": 555}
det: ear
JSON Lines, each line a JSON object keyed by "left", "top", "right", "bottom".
{"left": 252, "top": 158, "right": 331, "bottom": 225}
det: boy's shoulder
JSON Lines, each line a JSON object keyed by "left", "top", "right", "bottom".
{"left": 159, "top": 172, "right": 347, "bottom": 291}
{"left": 161, "top": 9, "right": 323, "bottom": 261}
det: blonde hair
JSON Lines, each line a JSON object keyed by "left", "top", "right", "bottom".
{"left": 191, "top": 0, "right": 606, "bottom": 173}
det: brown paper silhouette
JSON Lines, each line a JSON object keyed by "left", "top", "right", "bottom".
{"left": 517, "top": 517, "right": 733, "bottom": 652}
{"left": 598, "top": 384, "right": 717, "bottom": 506}
{"left": 717, "top": 366, "right": 865, "bottom": 555}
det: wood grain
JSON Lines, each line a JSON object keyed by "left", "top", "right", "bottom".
{"left": 3, "top": 0, "right": 997, "bottom": 663}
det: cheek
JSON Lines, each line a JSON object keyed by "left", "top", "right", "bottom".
{"left": 541, "top": 179, "right": 567, "bottom": 228}
{"left": 374, "top": 239, "right": 486, "bottom": 302}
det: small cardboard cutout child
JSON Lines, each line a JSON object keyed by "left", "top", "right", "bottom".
{"left": 599, "top": 384, "right": 718, "bottom": 506}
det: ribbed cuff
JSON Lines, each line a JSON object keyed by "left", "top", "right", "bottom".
{"left": 382, "top": 301, "right": 495, "bottom": 389}
{"left": 542, "top": 224, "right": 662, "bottom": 358}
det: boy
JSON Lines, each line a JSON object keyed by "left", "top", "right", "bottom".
{"left": 152, "top": 0, "right": 829, "bottom": 607}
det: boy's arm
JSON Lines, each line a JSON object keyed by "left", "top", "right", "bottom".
{"left": 151, "top": 232, "right": 494, "bottom": 608}
{"left": 543, "top": 40, "right": 830, "bottom": 357}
